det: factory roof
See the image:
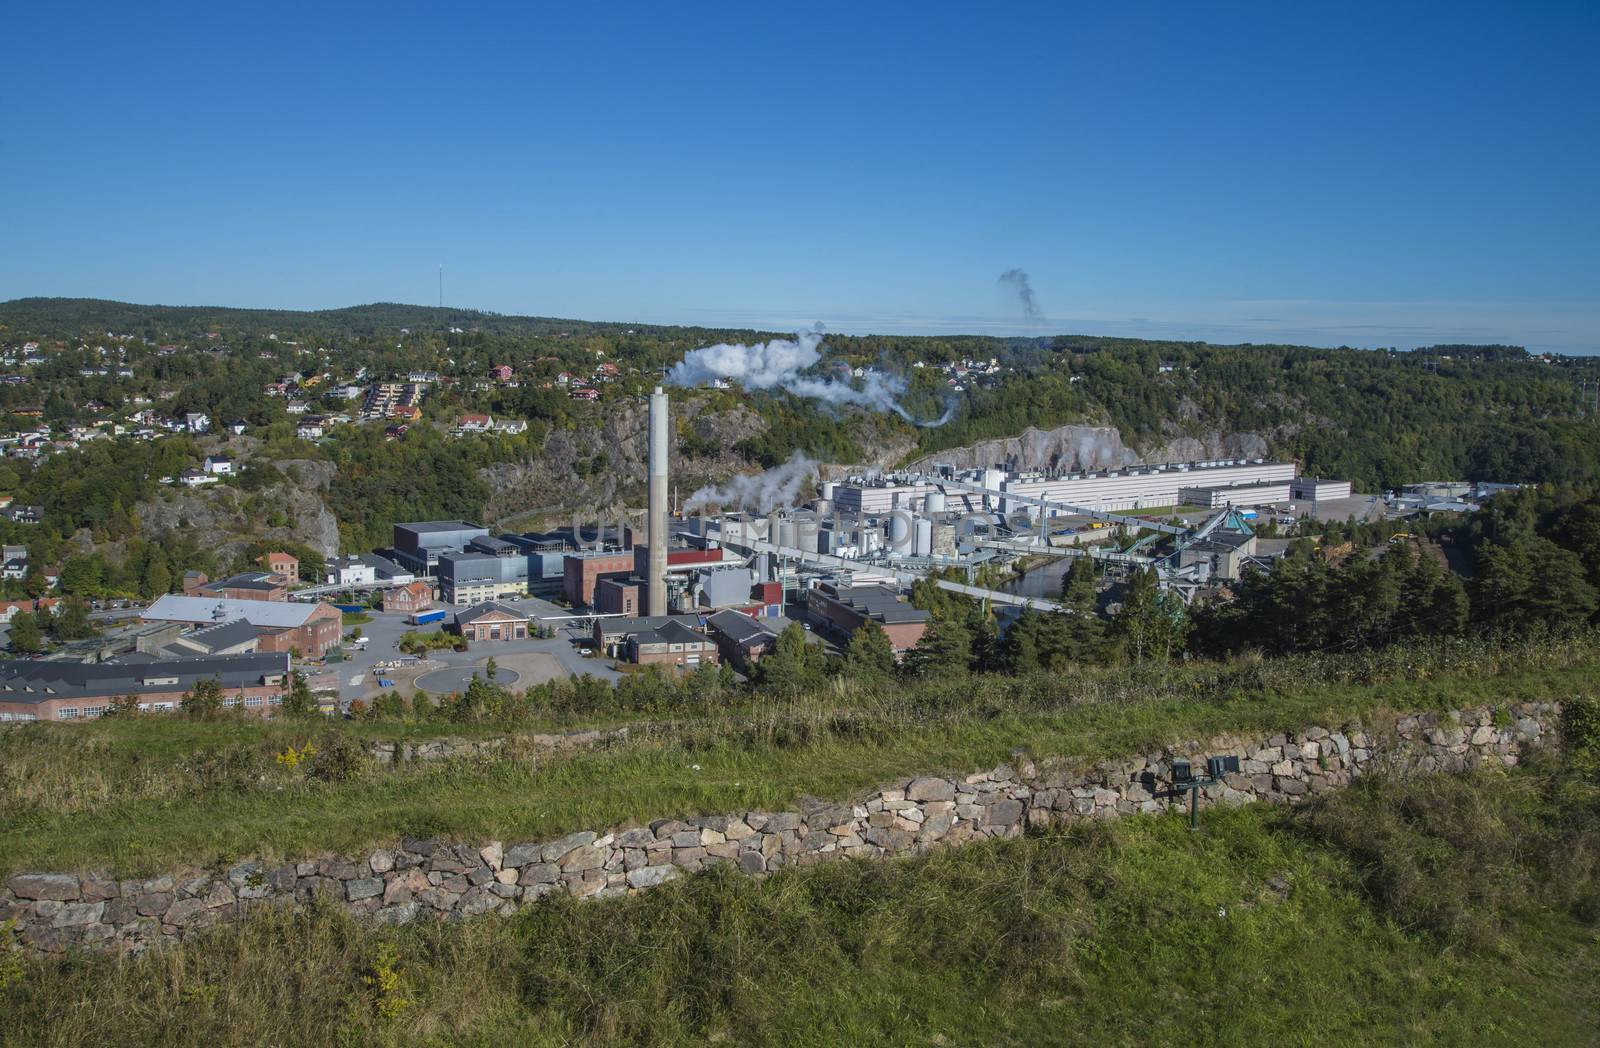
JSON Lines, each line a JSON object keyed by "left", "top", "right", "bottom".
{"left": 200, "top": 571, "right": 282, "bottom": 592}
{"left": 171, "top": 618, "right": 262, "bottom": 654}
{"left": 629, "top": 619, "right": 711, "bottom": 648}
{"left": 396, "top": 520, "right": 486, "bottom": 535}
{"left": 706, "top": 609, "right": 776, "bottom": 648}
{"left": 143, "top": 594, "right": 330, "bottom": 628}
{"left": 0, "top": 652, "right": 289, "bottom": 705}
{"left": 827, "top": 583, "right": 930, "bottom": 625}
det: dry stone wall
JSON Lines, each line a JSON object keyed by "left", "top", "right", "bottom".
{"left": 2, "top": 701, "right": 1561, "bottom": 955}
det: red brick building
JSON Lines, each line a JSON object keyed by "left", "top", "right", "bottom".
{"left": 625, "top": 619, "right": 720, "bottom": 668}
{"left": 381, "top": 580, "right": 434, "bottom": 614}
{"left": 263, "top": 552, "right": 300, "bottom": 584}
{"left": 562, "top": 550, "right": 636, "bottom": 607}
{"left": 806, "top": 581, "right": 929, "bottom": 653}
{"left": 0, "top": 652, "right": 291, "bottom": 723}
{"left": 594, "top": 577, "right": 642, "bottom": 616}
{"left": 453, "top": 601, "right": 529, "bottom": 642}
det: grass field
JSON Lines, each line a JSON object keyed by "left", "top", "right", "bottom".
{"left": 1, "top": 635, "right": 1593, "bottom": 877}
{"left": 4, "top": 761, "right": 1597, "bottom": 1046}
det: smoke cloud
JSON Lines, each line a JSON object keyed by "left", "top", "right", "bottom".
{"left": 684, "top": 452, "right": 818, "bottom": 513}
{"left": 999, "top": 268, "right": 1041, "bottom": 320}
{"left": 667, "top": 331, "right": 953, "bottom": 427}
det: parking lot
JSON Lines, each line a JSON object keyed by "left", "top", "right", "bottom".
{"left": 324, "top": 602, "right": 621, "bottom": 708}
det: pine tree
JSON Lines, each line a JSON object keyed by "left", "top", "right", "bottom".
{"left": 844, "top": 620, "right": 898, "bottom": 681}
{"left": 905, "top": 614, "right": 972, "bottom": 677}
{"left": 1111, "top": 567, "right": 1189, "bottom": 662}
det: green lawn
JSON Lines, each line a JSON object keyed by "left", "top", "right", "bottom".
{"left": 1, "top": 660, "right": 1591, "bottom": 877}
{"left": 6, "top": 763, "right": 1597, "bottom": 1046}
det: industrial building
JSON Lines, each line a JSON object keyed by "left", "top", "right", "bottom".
{"left": 0, "top": 651, "right": 291, "bottom": 723}
{"left": 1290, "top": 477, "right": 1354, "bottom": 501}
{"left": 183, "top": 571, "right": 289, "bottom": 602}
{"left": 452, "top": 601, "right": 529, "bottom": 642}
{"left": 830, "top": 459, "right": 1299, "bottom": 517}
{"left": 140, "top": 595, "right": 344, "bottom": 659}
{"left": 1177, "top": 481, "right": 1293, "bottom": 509}
{"left": 805, "top": 580, "right": 930, "bottom": 652}
{"left": 392, "top": 521, "right": 491, "bottom": 577}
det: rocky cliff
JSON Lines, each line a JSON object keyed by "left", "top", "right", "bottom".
{"left": 904, "top": 423, "right": 1272, "bottom": 474}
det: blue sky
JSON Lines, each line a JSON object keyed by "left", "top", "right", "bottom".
{"left": 4, "top": 2, "right": 1598, "bottom": 351}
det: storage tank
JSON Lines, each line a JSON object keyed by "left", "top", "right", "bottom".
{"left": 913, "top": 518, "right": 933, "bottom": 557}
{"left": 778, "top": 519, "right": 799, "bottom": 549}
{"left": 925, "top": 489, "right": 947, "bottom": 515}
{"left": 886, "top": 513, "right": 912, "bottom": 551}
{"left": 821, "top": 481, "right": 836, "bottom": 502}
{"left": 982, "top": 468, "right": 1006, "bottom": 496}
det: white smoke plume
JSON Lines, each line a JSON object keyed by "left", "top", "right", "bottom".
{"left": 999, "top": 268, "right": 1041, "bottom": 320}
{"left": 684, "top": 453, "right": 818, "bottom": 513}
{"left": 667, "top": 331, "right": 953, "bottom": 427}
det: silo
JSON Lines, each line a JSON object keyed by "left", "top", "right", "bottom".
{"left": 887, "top": 513, "right": 912, "bottom": 552}
{"left": 913, "top": 518, "right": 933, "bottom": 557}
{"left": 821, "top": 480, "right": 836, "bottom": 501}
{"left": 925, "top": 489, "right": 947, "bottom": 515}
{"left": 778, "top": 519, "right": 799, "bottom": 549}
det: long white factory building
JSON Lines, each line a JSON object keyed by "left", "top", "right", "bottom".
{"left": 832, "top": 459, "right": 1299, "bottom": 516}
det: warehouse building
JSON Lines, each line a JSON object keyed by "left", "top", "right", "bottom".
{"left": 392, "top": 521, "right": 491, "bottom": 577}
{"left": 806, "top": 581, "right": 929, "bottom": 652}
{"left": 0, "top": 651, "right": 291, "bottom": 722}
{"left": 1290, "top": 477, "right": 1354, "bottom": 501}
{"left": 1177, "top": 481, "right": 1294, "bottom": 509}
{"left": 140, "top": 595, "right": 344, "bottom": 659}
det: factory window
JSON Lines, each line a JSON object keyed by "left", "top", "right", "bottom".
{"left": 245, "top": 696, "right": 263, "bottom": 708}
{"left": 58, "top": 707, "right": 79, "bottom": 719}
{"left": 83, "top": 706, "right": 104, "bottom": 718}
{"left": 223, "top": 698, "right": 239, "bottom": 709}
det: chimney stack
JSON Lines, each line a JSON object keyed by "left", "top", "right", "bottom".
{"left": 647, "top": 386, "right": 670, "bottom": 616}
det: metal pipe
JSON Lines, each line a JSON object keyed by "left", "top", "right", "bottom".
{"left": 647, "top": 387, "right": 670, "bottom": 616}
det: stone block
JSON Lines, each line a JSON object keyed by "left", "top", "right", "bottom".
{"left": 543, "top": 831, "right": 598, "bottom": 864}
{"left": 7, "top": 874, "right": 79, "bottom": 902}
{"left": 906, "top": 777, "right": 957, "bottom": 803}
{"left": 345, "top": 878, "right": 384, "bottom": 901}
{"left": 502, "top": 843, "right": 542, "bottom": 869}
{"left": 626, "top": 865, "right": 678, "bottom": 889}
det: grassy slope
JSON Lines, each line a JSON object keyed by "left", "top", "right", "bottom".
{"left": 5, "top": 765, "right": 1597, "bottom": 1046}
{"left": 2, "top": 661, "right": 1591, "bottom": 877}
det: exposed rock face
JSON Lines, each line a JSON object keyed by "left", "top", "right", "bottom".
{"left": 0, "top": 701, "right": 1560, "bottom": 955}
{"left": 904, "top": 423, "right": 1271, "bottom": 474}
{"left": 481, "top": 396, "right": 774, "bottom": 527}
{"left": 136, "top": 457, "right": 339, "bottom": 558}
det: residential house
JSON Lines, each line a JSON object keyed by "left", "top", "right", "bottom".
{"left": 185, "top": 413, "right": 210, "bottom": 434}
{"left": 262, "top": 552, "right": 299, "bottom": 584}
{"left": 202, "top": 455, "right": 234, "bottom": 475}
{"left": 379, "top": 580, "right": 433, "bottom": 614}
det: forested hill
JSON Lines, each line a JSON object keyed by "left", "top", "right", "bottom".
{"left": 0, "top": 297, "right": 762, "bottom": 342}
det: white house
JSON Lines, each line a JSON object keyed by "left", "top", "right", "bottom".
{"left": 203, "top": 455, "right": 234, "bottom": 475}
{"left": 179, "top": 468, "right": 218, "bottom": 487}
{"left": 326, "top": 555, "right": 377, "bottom": 587}
{"left": 185, "top": 413, "right": 210, "bottom": 434}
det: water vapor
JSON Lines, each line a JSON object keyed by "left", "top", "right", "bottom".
{"left": 999, "top": 268, "right": 1041, "bottom": 320}
{"left": 684, "top": 452, "right": 818, "bottom": 512}
{"left": 667, "top": 331, "right": 953, "bottom": 427}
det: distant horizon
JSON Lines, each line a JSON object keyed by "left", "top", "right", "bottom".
{"left": 4, "top": 293, "right": 1596, "bottom": 356}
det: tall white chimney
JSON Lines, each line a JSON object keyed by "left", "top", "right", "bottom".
{"left": 647, "top": 386, "right": 670, "bottom": 616}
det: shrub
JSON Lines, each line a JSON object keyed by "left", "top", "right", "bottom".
{"left": 1562, "top": 695, "right": 1600, "bottom": 756}
{"left": 307, "top": 732, "right": 367, "bottom": 783}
